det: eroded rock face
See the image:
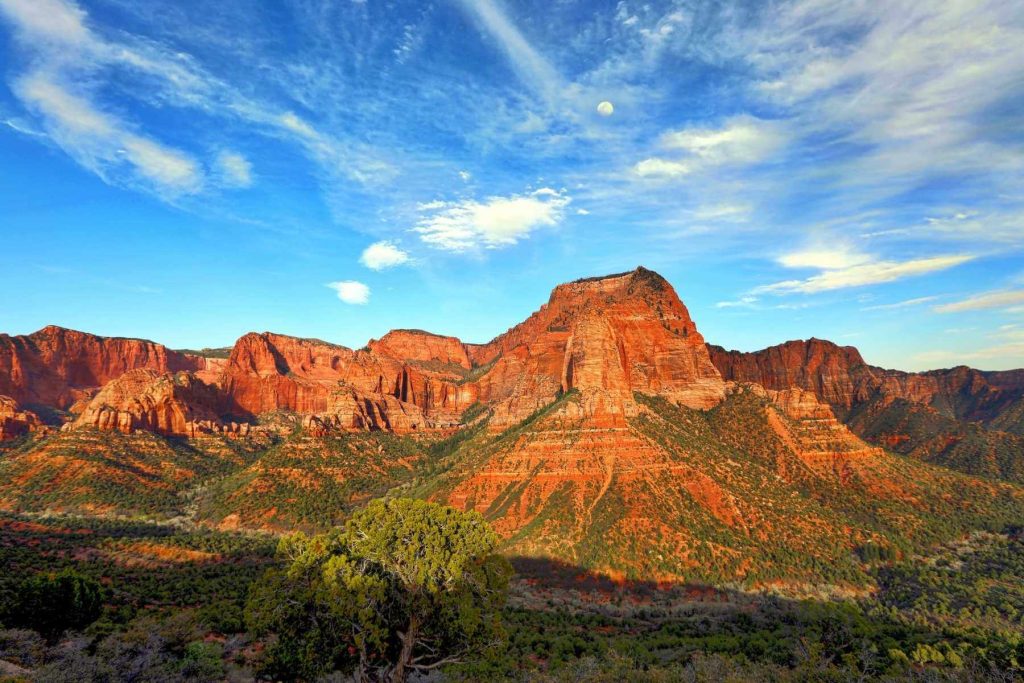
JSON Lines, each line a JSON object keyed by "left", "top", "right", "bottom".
{"left": 468, "top": 268, "right": 726, "bottom": 424}
{"left": 0, "top": 269, "right": 731, "bottom": 438}
{"left": 762, "top": 386, "right": 883, "bottom": 470}
{"left": 367, "top": 330, "right": 472, "bottom": 370}
{"left": 216, "top": 266, "right": 739, "bottom": 435}
{"left": 708, "top": 339, "right": 1024, "bottom": 424}
{"left": 72, "top": 369, "right": 234, "bottom": 437}
{"left": 0, "top": 395, "right": 42, "bottom": 440}
{"left": 220, "top": 332, "right": 473, "bottom": 430}
{"left": 709, "top": 339, "right": 871, "bottom": 411}
{"left": 0, "top": 326, "right": 210, "bottom": 409}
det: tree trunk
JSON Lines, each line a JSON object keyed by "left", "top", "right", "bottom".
{"left": 388, "top": 616, "right": 419, "bottom": 683}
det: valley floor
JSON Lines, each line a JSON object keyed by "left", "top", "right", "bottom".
{"left": 0, "top": 512, "right": 1022, "bottom": 681}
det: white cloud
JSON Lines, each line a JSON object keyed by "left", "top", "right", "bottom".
{"left": 0, "top": 0, "right": 89, "bottom": 45}
{"left": 279, "top": 112, "right": 318, "bottom": 139}
{"left": 576, "top": 208, "right": 590, "bottom": 216}
{"left": 327, "top": 280, "right": 370, "bottom": 305}
{"left": 454, "top": 0, "right": 562, "bottom": 100}
{"left": 458, "top": 170, "right": 472, "bottom": 182}
{"left": 120, "top": 136, "right": 202, "bottom": 192}
{"left": 777, "top": 245, "right": 871, "bottom": 270}
{"left": 634, "top": 115, "right": 785, "bottom": 179}
{"left": 934, "top": 290, "right": 1024, "bottom": 314}
{"left": 863, "top": 296, "right": 939, "bottom": 311}
{"left": 16, "top": 72, "right": 202, "bottom": 194}
{"left": 532, "top": 187, "right": 560, "bottom": 197}
{"left": 414, "top": 189, "right": 570, "bottom": 252}
{"left": 360, "top": 241, "right": 410, "bottom": 270}
{"left": 19, "top": 75, "right": 114, "bottom": 136}
{"left": 692, "top": 203, "right": 751, "bottom": 221}
{"left": 662, "top": 115, "right": 786, "bottom": 165}
{"left": 215, "top": 151, "right": 253, "bottom": 188}
{"left": 633, "top": 157, "right": 692, "bottom": 178}
{"left": 716, "top": 296, "right": 758, "bottom": 309}
{"left": 756, "top": 253, "right": 973, "bottom": 295}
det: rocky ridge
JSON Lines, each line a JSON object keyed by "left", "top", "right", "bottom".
{"left": 2, "top": 268, "right": 1023, "bottom": 584}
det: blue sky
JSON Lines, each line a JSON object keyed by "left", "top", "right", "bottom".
{"left": 0, "top": 0, "right": 1022, "bottom": 370}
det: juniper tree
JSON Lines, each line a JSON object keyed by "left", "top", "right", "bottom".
{"left": 246, "top": 498, "right": 512, "bottom": 682}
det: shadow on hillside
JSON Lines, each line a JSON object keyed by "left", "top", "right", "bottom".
{"left": 509, "top": 555, "right": 737, "bottom": 605}
{"left": 480, "top": 554, "right": 1024, "bottom": 681}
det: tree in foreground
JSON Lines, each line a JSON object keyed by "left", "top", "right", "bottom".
{"left": 246, "top": 498, "right": 513, "bottom": 682}
{"left": 4, "top": 569, "right": 104, "bottom": 642}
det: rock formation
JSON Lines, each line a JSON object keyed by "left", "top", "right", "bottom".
{"left": 367, "top": 329, "right": 472, "bottom": 370}
{"left": 0, "top": 326, "right": 211, "bottom": 409}
{"left": 72, "top": 369, "right": 240, "bottom": 437}
{"left": 4, "top": 270, "right": 1022, "bottom": 462}
{"left": 220, "top": 332, "right": 473, "bottom": 430}
{"left": 708, "top": 339, "right": 1024, "bottom": 482}
{"left": 0, "top": 395, "right": 42, "bottom": 440}
{"left": 708, "top": 338, "right": 1024, "bottom": 425}
{"left": 467, "top": 268, "right": 726, "bottom": 424}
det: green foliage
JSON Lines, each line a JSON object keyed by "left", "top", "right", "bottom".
{"left": 179, "top": 641, "right": 225, "bottom": 680}
{"left": 246, "top": 498, "right": 512, "bottom": 682}
{"left": 194, "top": 432, "right": 424, "bottom": 531}
{"left": 0, "top": 428, "right": 269, "bottom": 519}
{"left": 0, "top": 513, "right": 276, "bottom": 639}
{"left": 459, "top": 401, "right": 489, "bottom": 424}
{"left": 849, "top": 397, "right": 1024, "bottom": 483}
{"left": 3, "top": 569, "right": 103, "bottom": 641}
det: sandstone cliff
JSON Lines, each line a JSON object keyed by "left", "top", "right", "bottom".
{"left": 0, "top": 326, "right": 211, "bottom": 409}
{"left": 708, "top": 338, "right": 1024, "bottom": 426}
{"left": 0, "top": 395, "right": 42, "bottom": 440}
{"left": 467, "top": 268, "right": 726, "bottom": 424}
{"left": 220, "top": 331, "right": 473, "bottom": 431}
{"left": 708, "top": 339, "right": 1024, "bottom": 482}
{"left": 72, "top": 368, "right": 245, "bottom": 437}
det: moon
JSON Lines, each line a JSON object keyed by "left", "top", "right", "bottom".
{"left": 597, "top": 101, "right": 614, "bottom": 117}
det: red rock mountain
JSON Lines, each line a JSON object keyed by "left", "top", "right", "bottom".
{"left": 3, "top": 268, "right": 1023, "bottom": 583}
{"left": 2, "top": 270, "right": 1021, "bottom": 457}
{"left": 0, "top": 396, "right": 42, "bottom": 440}
{"left": 466, "top": 268, "right": 725, "bottom": 423}
{"left": 708, "top": 339, "right": 1024, "bottom": 482}
{"left": 72, "top": 369, "right": 238, "bottom": 438}
{"left": 707, "top": 338, "right": 1024, "bottom": 425}
{"left": 0, "top": 326, "right": 210, "bottom": 410}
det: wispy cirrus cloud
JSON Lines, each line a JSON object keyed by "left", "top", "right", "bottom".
{"left": 934, "top": 290, "right": 1024, "bottom": 314}
{"left": 455, "top": 0, "right": 562, "bottom": 101}
{"left": 15, "top": 71, "right": 203, "bottom": 195}
{"left": 753, "top": 245, "right": 973, "bottom": 295}
{"left": 742, "top": 0, "right": 1024, "bottom": 193}
{"left": 634, "top": 116, "right": 786, "bottom": 179}
{"left": 862, "top": 296, "right": 939, "bottom": 312}
{"left": 0, "top": 0, "right": 395, "bottom": 204}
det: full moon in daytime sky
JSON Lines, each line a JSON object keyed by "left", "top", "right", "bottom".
{"left": 597, "top": 100, "right": 614, "bottom": 116}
